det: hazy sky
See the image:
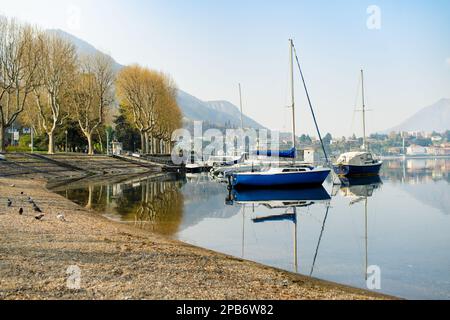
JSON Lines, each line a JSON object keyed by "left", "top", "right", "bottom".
{"left": 1, "top": 0, "right": 449, "bottom": 136}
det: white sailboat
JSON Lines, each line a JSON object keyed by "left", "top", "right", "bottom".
{"left": 333, "top": 70, "right": 383, "bottom": 177}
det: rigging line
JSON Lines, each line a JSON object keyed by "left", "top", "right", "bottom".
{"left": 309, "top": 204, "right": 331, "bottom": 277}
{"left": 292, "top": 44, "right": 329, "bottom": 165}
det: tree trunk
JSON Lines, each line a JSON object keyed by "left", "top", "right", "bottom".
{"left": 149, "top": 134, "right": 153, "bottom": 154}
{"left": 0, "top": 125, "right": 5, "bottom": 153}
{"left": 144, "top": 132, "right": 149, "bottom": 155}
{"left": 86, "top": 132, "right": 94, "bottom": 155}
{"left": 140, "top": 132, "right": 145, "bottom": 154}
{"left": 48, "top": 131, "right": 55, "bottom": 154}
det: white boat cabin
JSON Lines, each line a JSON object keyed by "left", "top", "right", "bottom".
{"left": 335, "top": 152, "right": 376, "bottom": 166}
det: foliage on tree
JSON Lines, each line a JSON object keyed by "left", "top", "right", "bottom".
{"left": 116, "top": 65, "right": 182, "bottom": 154}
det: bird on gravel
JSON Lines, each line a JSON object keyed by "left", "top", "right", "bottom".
{"left": 32, "top": 203, "right": 42, "bottom": 213}
{"left": 27, "top": 197, "right": 34, "bottom": 204}
{"left": 7, "top": 199, "right": 12, "bottom": 207}
{"left": 19, "top": 208, "right": 23, "bottom": 215}
{"left": 35, "top": 213, "right": 45, "bottom": 221}
{"left": 57, "top": 214, "right": 66, "bottom": 222}
{"left": 20, "top": 192, "right": 24, "bottom": 195}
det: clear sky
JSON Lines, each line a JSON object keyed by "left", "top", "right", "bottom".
{"left": 1, "top": 0, "right": 449, "bottom": 136}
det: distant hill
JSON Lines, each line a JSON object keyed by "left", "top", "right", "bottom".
{"left": 48, "top": 29, "right": 266, "bottom": 130}
{"left": 386, "top": 98, "right": 450, "bottom": 133}
{"left": 180, "top": 96, "right": 266, "bottom": 129}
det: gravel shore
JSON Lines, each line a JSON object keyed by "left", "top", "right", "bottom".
{"left": 0, "top": 177, "right": 392, "bottom": 300}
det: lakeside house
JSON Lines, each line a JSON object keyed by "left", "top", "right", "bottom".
{"left": 406, "top": 144, "right": 450, "bottom": 156}
{"left": 406, "top": 145, "right": 427, "bottom": 156}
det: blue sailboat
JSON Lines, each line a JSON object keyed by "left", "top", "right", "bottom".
{"left": 333, "top": 70, "right": 383, "bottom": 177}
{"left": 232, "top": 39, "right": 331, "bottom": 189}
{"left": 232, "top": 166, "right": 331, "bottom": 188}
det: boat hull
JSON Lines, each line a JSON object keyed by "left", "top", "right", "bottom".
{"left": 232, "top": 169, "right": 330, "bottom": 189}
{"left": 333, "top": 162, "right": 382, "bottom": 177}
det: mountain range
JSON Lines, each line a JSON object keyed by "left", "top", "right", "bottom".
{"left": 47, "top": 29, "right": 449, "bottom": 135}
{"left": 49, "top": 29, "right": 266, "bottom": 130}
{"left": 385, "top": 98, "right": 450, "bottom": 133}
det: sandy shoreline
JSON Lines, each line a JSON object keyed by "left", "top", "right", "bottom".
{"left": 0, "top": 176, "right": 393, "bottom": 300}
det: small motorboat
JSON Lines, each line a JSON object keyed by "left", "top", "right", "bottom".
{"left": 333, "top": 152, "right": 383, "bottom": 177}
{"left": 205, "top": 153, "right": 247, "bottom": 168}
{"left": 185, "top": 162, "right": 209, "bottom": 174}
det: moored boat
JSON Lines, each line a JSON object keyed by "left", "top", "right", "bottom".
{"left": 231, "top": 39, "right": 331, "bottom": 189}
{"left": 333, "top": 70, "right": 383, "bottom": 177}
{"left": 333, "top": 152, "right": 382, "bottom": 177}
{"left": 232, "top": 165, "right": 330, "bottom": 189}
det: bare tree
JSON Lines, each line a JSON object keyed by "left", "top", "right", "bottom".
{"left": 0, "top": 17, "right": 40, "bottom": 152}
{"left": 30, "top": 33, "right": 77, "bottom": 154}
{"left": 72, "top": 53, "right": 115, "bottom": 155}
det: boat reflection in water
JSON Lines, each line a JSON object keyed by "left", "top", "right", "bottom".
{"left": 227, "top": 187, "right": 331, "bottom": 273}
{"left": 336, "top": 175, "right": 383, "bottom": 281}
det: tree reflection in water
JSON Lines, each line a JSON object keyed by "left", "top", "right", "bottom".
{"left": 116, "top": 177, "right": 185, "bottom": 236}
{"left": 57, "top": 174, "right": 186, "bottom": 237}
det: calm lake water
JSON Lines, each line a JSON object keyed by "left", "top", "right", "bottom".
{"left": 53, "top": 158, "right": 450, "bottom": 300}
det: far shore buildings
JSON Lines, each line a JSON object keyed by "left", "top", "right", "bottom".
{"left": 406, "top": 143, "right": 450, "bottom": 156}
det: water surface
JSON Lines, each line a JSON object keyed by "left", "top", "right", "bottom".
{"left": 54, "top": 159, "right": 450, "bottom": 299}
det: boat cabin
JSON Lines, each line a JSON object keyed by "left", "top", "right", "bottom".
{"left": 335, "top": 152, "right": 377, "bottom": 166}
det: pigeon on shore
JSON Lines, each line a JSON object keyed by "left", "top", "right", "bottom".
{"left": 35, "top": 213, "right": 45, "bottom": 221}
{"left": 27, "top": 197, "right": 34, "bottom": 204}
{"left": 32, "top": 203, "right": 42, "bottom": 213}
{"left": 57, "top": 214, "right": 66, "bottom": 222}
{"left": 7, "top": 199, "right": 12, "bottom": 207}
{"left": 19, "top": 208, "right": 23, "bottom": 215}
{"left": 20, "top": 192, "right": 24, "bottom": 195}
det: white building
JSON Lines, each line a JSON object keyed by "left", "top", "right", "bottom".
{"left": 303, "top": 148, "right": 321, "bottom": 164}
{"left": 406, "top": 145, "right": 427, "bottom": 156}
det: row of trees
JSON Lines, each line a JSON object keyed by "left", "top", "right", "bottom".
{"left": 116, "top": 65, "right": 182, "bottom": 154}
{"left": 0, "top": 17, "right": 181, "bottom": 155}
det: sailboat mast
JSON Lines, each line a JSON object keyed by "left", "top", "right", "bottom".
{"left": 239, "top": 83, "right": 244, "bottom": 131}
{"left": 290, "top": 39, "right": 296, "bottom": 163}
{"left": 361, "top": 69, "right": 367, "bottom": 151}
